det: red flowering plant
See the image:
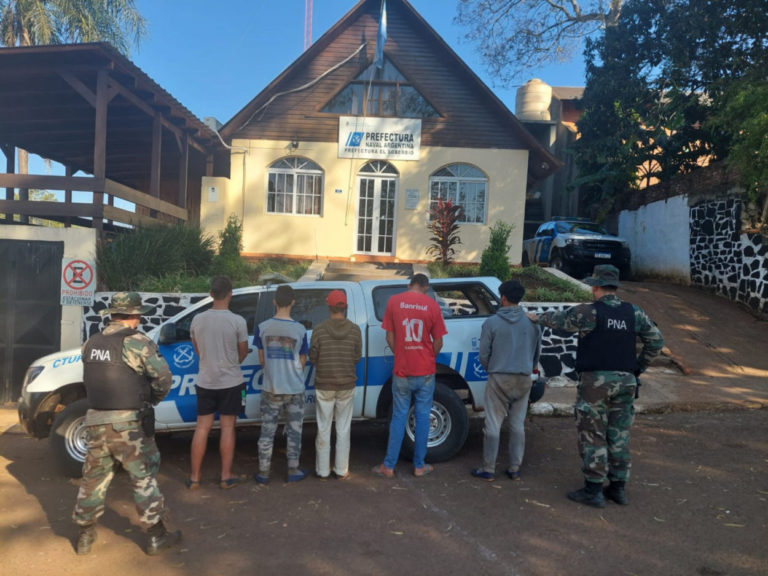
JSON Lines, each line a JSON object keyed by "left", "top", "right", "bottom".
{"left": 425, "top": 199, "right": 464, "bottom": 265}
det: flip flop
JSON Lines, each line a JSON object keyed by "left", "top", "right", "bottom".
{"left": 371, "top": 463, "right": 395, "bottom": 478}
{"left": 219, "top": 474, "right": 246, "bottom": 490}
{"left": 413, "top": 464, "right": 434, "bottom": 477}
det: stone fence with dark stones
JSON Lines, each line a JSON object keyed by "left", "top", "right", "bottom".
{"left": 83, "top": 296, "right": 581, "bottom": 380}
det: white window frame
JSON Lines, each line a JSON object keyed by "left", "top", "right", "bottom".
{"left": 266, "top": 157, "right": 324, "bottom": 216}
{"left": 429, "top": 163, "right": 488, "bottom": 224}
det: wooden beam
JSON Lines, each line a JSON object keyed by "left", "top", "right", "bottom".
{"left": 103, "top": 204, "right": 182, "bottom": 227}
{"left": 57, "top": 70, "right": 96, "bottom": 107}
{"left": 107, "top": 77, "right": 209, "bottom": 155}
{"left": 0, "top": 199, "right": 102, "bottom": 219}
{"left": 65, "top": 165, "right": 73, "bottom": 228}
{"left": 104, "top": 178, "right": 188, "bottom": 220}
{"left": 93, "top": 69, "right": 108, "bottom": 232}
{"left": 150, "top": 113, "right": 162, "bottom": 200}
{"left": 2, "top": 143, "right": 13, "bottom": 222}
{"left": 0, "top": 174, "right": 104, "bottom": 191}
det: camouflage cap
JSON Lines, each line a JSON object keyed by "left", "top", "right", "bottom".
{"left": 101, "top": 292, "right": 154, "bottom": 316}
{"left": 583, "top": 265, "right": 621, "bottom": 288}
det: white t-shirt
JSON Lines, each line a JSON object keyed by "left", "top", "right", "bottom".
{"left": 190, "top": 309, "right": 248, "bottom": 390}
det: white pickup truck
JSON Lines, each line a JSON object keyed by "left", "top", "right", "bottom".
{"left": 18, "top": 277, "right": 545, "bottom": 476}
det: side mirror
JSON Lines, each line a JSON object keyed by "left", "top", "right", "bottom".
{"left": 158, "top": 322, "right": 177, "bottom": 345}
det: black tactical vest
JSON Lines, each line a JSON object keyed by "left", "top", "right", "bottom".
{"left": 82, "top": 329, "right": 151, "bottom": 410}
{"left": 576, "top": 301, "right": 638, "bottom": 373}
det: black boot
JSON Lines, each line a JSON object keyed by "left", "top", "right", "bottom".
{"left": 76, "top": 525, "right": 97, "bottom": 555}
{"left": 567, "top": 481, "right": 606, "bottom": 508}
{"left": 604, "top": 480, "right": 628, "bottom": 505}
{"left": 146, "top": 521, "right": 182, "bottom": 556}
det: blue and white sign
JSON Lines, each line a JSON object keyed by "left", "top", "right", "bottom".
{"left": 338, "top": 116, "right": 421, "bottom": 160}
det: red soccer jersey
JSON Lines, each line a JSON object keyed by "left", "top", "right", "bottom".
{"left": 382, "top": 290, "right": 448, "bottom": 377}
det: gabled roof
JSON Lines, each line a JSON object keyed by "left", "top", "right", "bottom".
{"left": 220, "top": 0, "right": 560, "bottom": 183}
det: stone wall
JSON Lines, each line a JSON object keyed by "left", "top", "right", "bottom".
{"left": 690, "top": 198, "right": 768, "bottom": 314}
{"left": 83, "top": 296, "right": 581, "bottom": 379}
{"left": 83, "top": 292, "right": 207, "bottom": 340}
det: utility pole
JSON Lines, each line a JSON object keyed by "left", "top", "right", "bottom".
{"left": 304, "top": 0, "right": 313, "bottom": 51}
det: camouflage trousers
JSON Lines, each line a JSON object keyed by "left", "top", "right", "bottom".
{"left": 575, "top": 371, "right": 636, "bottom": 484}
{"left": 258, "top": 391, "right": 305, "bottom": 474}
{"left": 72, "top": 421, "right": 165, "bottom": 530}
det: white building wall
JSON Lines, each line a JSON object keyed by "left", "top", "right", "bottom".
{"left": 618, "top": 195, "right": 690, "bottom": 283}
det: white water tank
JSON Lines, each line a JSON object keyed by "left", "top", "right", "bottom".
{"left": 515, "top": 79, "right": 552, "bottom": 121}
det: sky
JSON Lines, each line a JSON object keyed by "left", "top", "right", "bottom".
{"left": 129, "top": 0, "right": 587, "bottom": 126}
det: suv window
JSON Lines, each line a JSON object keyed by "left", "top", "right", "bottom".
{"left": 372, "top": 282, "right": 498, "bottom": 321}
{"left": 171, "top": 292, "right": 261, "bottom": 342}
{"left": 258, "top": 288, "right": 343, "bottom": 331}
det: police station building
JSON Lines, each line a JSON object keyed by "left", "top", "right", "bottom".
{"left": 203, "top": 0, "right": 558, "bottom": 264}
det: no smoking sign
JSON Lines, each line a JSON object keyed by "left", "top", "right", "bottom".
{"left": 61, "top": 257, "right": 96, "bottom": 306}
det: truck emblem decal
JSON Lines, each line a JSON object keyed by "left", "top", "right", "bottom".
{"left": 172, "top": 344, "right": 196, "bottom": 369}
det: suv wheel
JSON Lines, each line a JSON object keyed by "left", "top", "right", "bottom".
{"left": 550, "top": 253, "right": 570, "bottom": 275}
{"left": 400, "top": 381, "right": 469, "bottom": 463}
{"left": 49, "top": 398, "right": 89, "bottom": 477}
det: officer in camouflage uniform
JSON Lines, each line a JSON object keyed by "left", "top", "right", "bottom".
{"left": 72, "top": 292, "right": 181, "bottom": 555}
{"left": 528, "top": 265, "right": 663, "bottom": 508}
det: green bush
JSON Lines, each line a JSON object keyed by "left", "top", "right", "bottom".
{"left": 479, "top": 221, "right": 514, "bottom": 281}
{"left": 209, "top": 215, "right": 256, "bottom": 282}
{"left": 97, "top": 223, "right": 214, "bottom": 290}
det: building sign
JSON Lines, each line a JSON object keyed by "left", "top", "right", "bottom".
{"left": 61, "top": 257, "right": 96, "bottom": 306}
{"left": 405, "top": 189, "right": 420, "bottom": 209}
{"left": 338, "top": 116, "right": 421, "bottom": 161}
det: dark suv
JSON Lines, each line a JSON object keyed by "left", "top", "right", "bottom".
{"left": 522, "top": 218, "right": 631, "bottom": 279}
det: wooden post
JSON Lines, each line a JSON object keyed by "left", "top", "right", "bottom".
{"left": 64, "top": 165, "right": 73, "bottom": 228}
{"left": 150, "top": 113, "right": 162, "bottom": 219}
{"left": 178, "top": 132, "right": 189, "bottom": 216}
{"left": 1, "top": 144, "right": 13, "bottom": 222}
{"left": 93, "top": 69, "right": 108, "bottom": 232}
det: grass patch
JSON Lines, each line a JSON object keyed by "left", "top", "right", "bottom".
{"left": 428, "top": 262, "right": 590, "bottom": 302}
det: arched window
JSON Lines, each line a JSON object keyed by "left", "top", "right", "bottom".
{"left": 429, "top": 164, "right": 487, "bottom": 223}
{"left": 267, "top": 157, "right": 323, "bottom": 215}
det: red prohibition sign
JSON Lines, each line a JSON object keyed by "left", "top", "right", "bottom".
{"left": 63, "top": 260, "right": 94, "bottom": 290}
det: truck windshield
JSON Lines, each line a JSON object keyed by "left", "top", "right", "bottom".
{"left": 556, "top": 221, "right": 608, "bottom": 235}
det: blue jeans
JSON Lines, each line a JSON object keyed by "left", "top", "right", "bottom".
{"left": 384, "top": 374, "right": 435, "bottom": 469}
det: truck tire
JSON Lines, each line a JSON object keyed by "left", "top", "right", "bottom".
{"left": 550, "top": 252, "right": 570, "bottom": 276}
{"left": 401, "top": 381, "right": 469, "bottom": 463}
{"left": 49, "top": 398, "right": 89, "bottom": 478}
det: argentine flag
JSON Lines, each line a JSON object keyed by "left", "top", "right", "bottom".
{"left": 375, "top": 0, "right": 387, "bottom": 68}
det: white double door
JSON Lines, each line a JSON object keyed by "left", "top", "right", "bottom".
{"left": 355, "top": 174, "right": 397, "bottom": 255}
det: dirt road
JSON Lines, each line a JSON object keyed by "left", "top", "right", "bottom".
{"left": 2, "top": 406, "right": 766, "bottom": 576}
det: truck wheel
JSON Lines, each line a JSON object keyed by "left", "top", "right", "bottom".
{"left": 401, "top": 381, "right": 469, "bottom": 463}
{"left": 550, "top": 253, "right": 570, "bottom": 276}
{"left": 49, "top": 398, "right": 89, "bottom": 478}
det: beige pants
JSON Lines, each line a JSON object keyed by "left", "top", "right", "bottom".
{"left": 314, "top": 388, "right": 355, "bottom": 477}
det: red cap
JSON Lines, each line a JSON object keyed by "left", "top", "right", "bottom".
{"left": 326, "top": 290, "right": 347, "bottom": 307}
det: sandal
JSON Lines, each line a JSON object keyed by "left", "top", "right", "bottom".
{"left": 185, "top": 478, "right": 201, "bottom": 490}
{"left": 413, "top": 464, "right": 434, "bottom": 477}
{"left": 471, "top": 468, "right": 495, "bottom": 482}
{"left": 371, "top": 463, "right": 395, "bottom": 478}
{"left": 219, "top": 474, "right": 246, "bottom": 490}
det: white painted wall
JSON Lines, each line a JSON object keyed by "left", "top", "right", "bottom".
{"left": 1, "top": 226, "right": 96, "bottom": 349}
{"left": 618, "top": 195, "right": 690, "bottom": 282}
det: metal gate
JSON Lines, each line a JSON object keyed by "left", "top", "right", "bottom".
{"left": 0, "top": 239, "right": 63, "bottom": 403}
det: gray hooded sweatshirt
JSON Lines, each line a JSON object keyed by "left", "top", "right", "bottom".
{"left": 478, "top": 305, "right": 542, "bottom": 375}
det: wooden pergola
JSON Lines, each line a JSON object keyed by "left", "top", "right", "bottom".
{"left": 0, "top": 43, "right": 228, "bottom": 230}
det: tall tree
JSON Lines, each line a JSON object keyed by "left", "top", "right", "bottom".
{"left": 455, "top": 0, "right": 623, "bottom": 83}
{"left": 573, "top": 0, "right": 768, "bottom": 220}
{"left": 0, "top": 0, "right": 146, "bottom": 53}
